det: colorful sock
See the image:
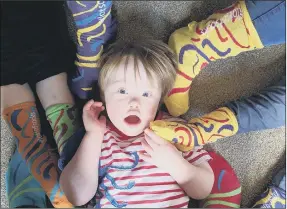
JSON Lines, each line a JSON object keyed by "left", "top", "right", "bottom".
{"left": 6, "top": 149, "right": 46, "bottom": 208}
{"left": 150, "top": 107, "right": 239, "bottom": 151}
{"left": 199, "top": 152, "right": 241, "bottom": 208}
{"left": 3, "top": 102, "right": 73, "bottom": 208}
{"left": 252, "top": 186, "right": 286, "bottom": 208}
{"left": 46, "top": 104, "right": 80, "bottom": 156}
{"left": 165, "top": 1, "right": 263, "bottom": 117}
{"left": 252, "top": 168, "right": 286, "bottom": 208}
{"left": 67, "top": 1, "right": 117, "bottom": 99}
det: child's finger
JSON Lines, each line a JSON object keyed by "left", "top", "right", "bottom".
{"left": 91, "top": 101, "right": 103, "bottom": 108}
{"left": 99, "top": 115, "right": 106, "bottom": 124}
{"left": 87, "top": 110, "right": 95, "bottom": 118}
{"left": 90, "top": 102, "right": 103, "bottom": 112}
{"left": 83, "top": 99, "right": 95, "bottom": 111}
{"left": 138, "top": 152, "right": 152, "bottom": 164}
{"left": 144, "top": 133, "right": 159, "bottom": 150}
{"left": 92, "top": 106, "right": 105, "bottom": 118}
{"left": 144, "top": 129, "right": 167, "bottom": 145}
{"left": 141, "top": 139, "right": 153, "bottom": 154}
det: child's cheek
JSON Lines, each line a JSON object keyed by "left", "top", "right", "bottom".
{"left": 146, "top": 100, "right": 160, "bottom": 121}
{"left": 105, "top": 102, "right": 117, "bottom": 116}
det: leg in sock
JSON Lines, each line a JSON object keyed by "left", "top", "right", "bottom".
{"left": 152, "top": 77, "right": 284, "bottom": 151}
{"left": 36, "top": 73, "right": 81, "bottom": 157}
{"left": 165, "top": 0, "right": 264, "bottom": 116}
{"left": 165, "top": 0, "right": 286, "bottom": 117}
{"left": 199, "top": 152, "right": 241, "bottom": 208}
{"left": 252, "top": 168, "right": 286, "bottom": 208}
{"left": 46, "top": 104, "right": 80, "bottom": 155}
{"left": 6, "top": 149, "right": 47, "bottom": 208}
{"left": 2, "top": 84, "right": 45, "bottom": 208}
{"left": 67, "top": 1, "right": 117, "bottom": 100}
{"left": 1, "top": 83, "right": 73, "bottom": 208}
{"left": 3, "top": 102, "right": 73, "bottom": 208}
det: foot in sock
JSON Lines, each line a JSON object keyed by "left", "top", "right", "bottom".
{"left": 199, "top": 152, "right": 241, "bottom": 208}
{"left": 46, "top": 103, "right": 81, "bottom": 156}
{"left": 253, "top": 168, "right": 286, "bottom": 208}
{"left": 165, "top": 1, "right": 263, "bottom": 116}
{"left": 67, "top": 1, "right": 117, "bottom": 99}
{"left": 150, "top": 107, "right": 239, "bottom": 151}
{"left": 3, "top": 102, "right": 73, "bottom": 208}
{"left": 6, "top": 149, "right": 47, "bottom": 208}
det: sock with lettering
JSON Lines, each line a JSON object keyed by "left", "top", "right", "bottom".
{"left": 3, "top": 102, "right": 73, "bottom": 208}
{"left": 67, "top": 1, "right": 117, "bottom": 99}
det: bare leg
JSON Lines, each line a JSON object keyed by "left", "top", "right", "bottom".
{"left": 36, "top": 72, "right": 81, "bottom": 157}
{"left": 1, "top": 83, "right": 35, "bottom": 113}
{"left": 36, "top": 72, "right": 74, "bottom": 110}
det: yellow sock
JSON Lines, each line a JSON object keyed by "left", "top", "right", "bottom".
{"left": 165, "top": 1, "right": 263, "bottom": 117}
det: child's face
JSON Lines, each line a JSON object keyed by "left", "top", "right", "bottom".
{"left": 104, "top": 59, "right": 162, "bottom": 136}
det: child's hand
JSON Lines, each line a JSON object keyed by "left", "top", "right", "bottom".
{"left": 139, "top": 129, "right": 187, "bottom": 176}
{"left": 83, "top": 100, "right": 106, "bottom": 136}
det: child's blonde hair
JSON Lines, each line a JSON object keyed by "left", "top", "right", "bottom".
{"left": 98, "top": 39, "right": 177, "bottom": 102}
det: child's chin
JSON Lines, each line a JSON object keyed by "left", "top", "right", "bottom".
{"left": 123, "top": 127, "right": 144, "bottom": 137}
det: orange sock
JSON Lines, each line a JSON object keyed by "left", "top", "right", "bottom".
{"left": 3, "top": 102, "right": 73, "bottom": 208}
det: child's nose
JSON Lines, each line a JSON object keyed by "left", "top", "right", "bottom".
{"left": 128, "top": 98, "right": 139, "bottom": 109}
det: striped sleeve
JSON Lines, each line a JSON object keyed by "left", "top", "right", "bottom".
{"left": 182, "top": 146, "right": 211, "bottom": 166}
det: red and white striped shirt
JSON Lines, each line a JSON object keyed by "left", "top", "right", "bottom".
{"left": 89, "top": 112, "right": 211, "bottom": 208}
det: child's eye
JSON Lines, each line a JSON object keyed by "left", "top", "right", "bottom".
{"left": 142, "top": 91, "right": 152, "bottom": 97}
{"left": 118, "top": 88, "right": 127, "bottom": 94}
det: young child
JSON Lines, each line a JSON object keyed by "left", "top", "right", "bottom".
{"left": 61, "top": 2, "right": 285, "bottom": 207}
{"left": 59, "top": 40, "right": 215, "bottom": 208}
{"left": 4, "top": 0, "right": 285, "bottom": 208}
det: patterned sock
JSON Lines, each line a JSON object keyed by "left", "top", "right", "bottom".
{"left": 6, "top": 149, "right": 47, "bottom": 208}
{"left": 67, "top": 1, "right": 117, "bottom": 99}
{"left": 3, "top": 102, "right": 73, "bottom": 208}
{"left": 150, "top": 107, "right": 239, "bottom": 151}
{"left": 199, "top": 152, "right": 241, "bottom": 208}
{"left": 252, "top": 186, "right": 286, "bottom": 208}
{"left": 46, "top": 104, "right": 80, "bottom": 156}
{"left": 252, "top": 168, "right": 286, "bottom": 208}
{"left": 165, "top": 1, "right": 263, "bottom": 117}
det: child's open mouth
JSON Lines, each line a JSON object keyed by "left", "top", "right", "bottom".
{"left": 124, "top": 115, "right": 141, "bottom": 125}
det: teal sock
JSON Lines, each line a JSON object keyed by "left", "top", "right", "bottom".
{"left": 6, "top": 150, "right": 47, "bottom": 208}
